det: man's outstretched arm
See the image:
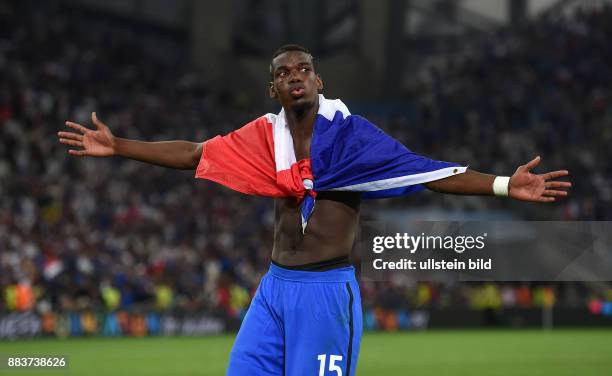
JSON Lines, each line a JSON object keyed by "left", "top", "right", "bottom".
{"left": 58, "top": 112, "right": 202, "bottom": 170}
{"left": 425, "top": 156, "right": 571, "bottom": 202}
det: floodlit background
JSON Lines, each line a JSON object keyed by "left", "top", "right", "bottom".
{"left": 0, "top": 0, "right": 611, "bottom": 375}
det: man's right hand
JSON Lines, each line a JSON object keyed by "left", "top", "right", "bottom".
{"left": 58, "top": 112, "right": 116, "bottom": 157}
{"left": 59, "top": 111, "right": 202, "bottom": 169}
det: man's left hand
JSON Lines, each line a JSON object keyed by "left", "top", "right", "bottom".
{"left": 509, "top": 156, "right": 571, "bottom": 202}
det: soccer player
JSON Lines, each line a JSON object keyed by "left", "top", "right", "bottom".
{"left": 58, "top": 44, "right": 571, "bottom": 375}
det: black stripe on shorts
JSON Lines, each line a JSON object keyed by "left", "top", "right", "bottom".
{"left": 345, "top": 282, "right": 354, "bottom": 376}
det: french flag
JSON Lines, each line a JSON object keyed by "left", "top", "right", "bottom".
{"left": 196, "top": 95, "right": 466, "bottom": 231}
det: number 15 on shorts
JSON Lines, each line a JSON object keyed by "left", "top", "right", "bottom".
{"left": 317, "top": 354, "right": 343, "bottom": 376}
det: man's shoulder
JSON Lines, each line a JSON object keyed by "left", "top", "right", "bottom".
{"left": 319, "top": 95, "right": 350, "bottom": 121}
{"left": 239, "top": 114, "right": 277, "bottom": 129}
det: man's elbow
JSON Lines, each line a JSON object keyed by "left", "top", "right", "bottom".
{"left": 188, "top": 143, "right": 203, "bottom": 170}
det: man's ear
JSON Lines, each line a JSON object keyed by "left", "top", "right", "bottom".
{"left": 316, "top": 74, "right": 324, "bottom": 93}
{"left": 269, "top": 82, "right": 277, "bottom": 98}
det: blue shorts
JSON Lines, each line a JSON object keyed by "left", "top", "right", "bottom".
{"left": 227, "top": 263, "right": 362, "bottom": 376}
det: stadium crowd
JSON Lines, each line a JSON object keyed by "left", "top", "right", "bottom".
{"left": 1, "top": 1, "right": 611, "bottom": 319}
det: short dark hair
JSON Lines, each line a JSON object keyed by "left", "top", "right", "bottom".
{"left": 271, "top": 44, "right": 312, "bottom": 60}
{"left": 269, "top": 44, "right": 314, "bottom": 81}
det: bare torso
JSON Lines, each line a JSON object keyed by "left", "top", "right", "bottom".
{"left": 271, "top": 192, "right": 361, "bottom": 265}
{"left": 271, "top": 112, "right": 361, "bottom": 265}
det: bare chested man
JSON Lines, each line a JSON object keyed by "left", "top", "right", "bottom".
{"left": 58, "top": 44, "right": 570, "bottom": 376}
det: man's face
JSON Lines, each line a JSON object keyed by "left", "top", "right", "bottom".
{"left": 269, "top": 51, "right": 323, "bottom": 111}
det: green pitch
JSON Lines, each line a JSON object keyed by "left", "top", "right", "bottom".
{"left": 1, "top": 329, "right": 611, "bottom": 375}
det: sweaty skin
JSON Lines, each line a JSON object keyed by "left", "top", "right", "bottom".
{"left": 58, "top": 50, "right": 571, "bottom": 267}
{"left": 273, "top": 191, "right": 361, "bottom": 265}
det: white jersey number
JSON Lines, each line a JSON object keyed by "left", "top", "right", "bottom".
{"left": 317, "top": 354, "right": 343, "bottom": 376}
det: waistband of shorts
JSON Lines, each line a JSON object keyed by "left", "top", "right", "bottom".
{"left": 267, "top": 262, "right": 356, "bottom": 282}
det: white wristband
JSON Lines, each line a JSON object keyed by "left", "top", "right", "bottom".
{"left": 493, "top": 176, "right": 510, "bottom": 197}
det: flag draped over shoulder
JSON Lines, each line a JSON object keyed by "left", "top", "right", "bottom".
{"left": 196, "top": 94, "right": 467, "bottom": 231}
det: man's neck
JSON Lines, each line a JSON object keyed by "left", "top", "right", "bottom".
{"left": 284, "top": 99, "right": 319, "bottom": 140}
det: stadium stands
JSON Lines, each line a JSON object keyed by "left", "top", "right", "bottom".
{"left": 1, "top": 1, "right": 610, "bottom": 330}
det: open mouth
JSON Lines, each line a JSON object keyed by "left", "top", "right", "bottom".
{"left": 290, "top": 87, "right": 305, "bottom": 97}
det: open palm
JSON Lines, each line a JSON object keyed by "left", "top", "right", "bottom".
{"left": 509, "top": 156, "right": 571, "bottom": 202}
{"left": 58, "top": 112, "right": 115, "bottom": 157}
